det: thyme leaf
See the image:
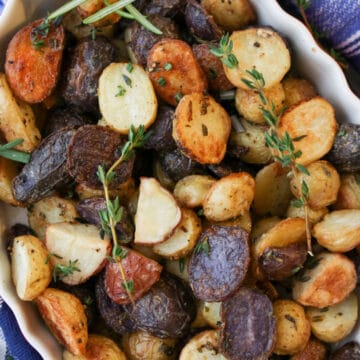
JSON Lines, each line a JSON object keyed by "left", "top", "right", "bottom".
{"left": 210, "top": 33, "right": 238, "bottom": 68}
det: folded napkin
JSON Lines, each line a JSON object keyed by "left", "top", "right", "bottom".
{"left": 0, "top": 1, "right": 359, "bottom": 359}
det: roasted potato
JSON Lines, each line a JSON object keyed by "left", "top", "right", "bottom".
{"left": 0, "top": 157, "right": 21, "bottom": 206}
{"left": 334, "top": 173, "right": 360, "bottom": 210}
{"left": 204, "top": 211, "right": 252, "bottom": 234}
{"left": 282, "top": 77, "right": 317, "bottom": 106}
{"left": 165, "top": 257, "right": 190, "bottom": 283}
{"left": 307, "top": 292, "right": 358, "bottom": 343}
{"left": 290, "top": 338, "right": 327, "bottom": 360}
{"left": 200, "top": 301, "right": 222, "bottom": 329}
{"left": 77, "top": 0, "right": 120, "bottom": 27}
{"left": 286, "top": 203, "right": 328, "bottom": 224}
{"left": 313, "top": 210, "right": 360, "bottom": 252}
{"left": 250, "top": 216, "right": 281, "bottom": 243}
{"left": 330, "top": 342, "right": 360, "bottom": 360}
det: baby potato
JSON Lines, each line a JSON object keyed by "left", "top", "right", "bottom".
{"left": 293, "top": 252, "right": 356, "bottom": 308}
{"left": 334, "top": 173, "right": 360, "bottom": 210}
{"left": 63, "top": 334, "right": 126, "bottom": 359}
{"left": 173, "top": 175, "right": 216, "bottom": 208}
{"left": 28, "top": 195, "right": 78, "bottom": 241}
{"left": 203, "top": 172, "right": 255, "bottom": 222}
{"left": 253, "top": 162, "right": 293, "bottom": 217}
{"left": 283, "top": 77, "right": 317, "bottom": 106}
{"left": 0, "top": 157, "right": 21, "bottom": 206}
{"left": 235, "top": 83, "right": 285, "bottom": 124}
{"left": 204, "top": 211, "right": 252, "bottom": 233}
{"left": 273, "top": 299, "right": 311, "bottom": 355}
{"left": 307, "top": 292, "right": 358, "bottom": 343}
{"left": 313, "top": 209, "right": 360, "bottom": 252}
{"left": 250, "top": 216, "right": 281, "bottom": 243}
{"left": 122, "top": 331, "right": 178, "bottom": 360}
{"left": 290, "top": 160, "right": 340, "bottom": 209}
{"left": 286, "top": 203, "right": 328, "bottom": 225}
{"left": 11, "top": 235, "right": 52, "bottom": 301}
{"left": 290, "top": 338, "right": 327, "bottom": 360}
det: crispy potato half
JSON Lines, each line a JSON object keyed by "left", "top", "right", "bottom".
{"left": 147, "top": 39, "right": 207, "bottom": 107}
{"left": 134, "top": 177, "right": 182, "bottom": 245}
{"left": 153, "top": 208, "right": 202, "bottom": 259}
{"left": 224, "top": 28, "right": 291, "bottom": 89}
{"left": 307, "top": 292, "right": 358, "bottom": 344}
{"left": 293, "top": 252, "right": 356, "bottom": 308}
{"left": 313, "top": 209, "right": 360, "bottom": 252}
{"left": 35, "top": 288, "right": 88, "bottom": 355}
{"left": 203, "top": 172, "right": 255, "bottom": 222}
{"left": 334, "top": 173, "right": 360, "bottom": 210}
{"left": 286, "top": 204, "right": 328, "bottom": 225}
{"left": 99, "top": 63, "right": 158, "bottom": 134}
{"left": 63, "top": 334, "right": 127, "bottom": 360}
{"left": 173, "top": 93, "right": 231, "bottom": 164}
{"left": 290, "top": 338, "right": 327, "bottom": 360}
{"left": 11, "top": 235, "right": 51, "bottom": 301}
{"left": 282, "top": 77, "right": 317, "bottom": 106}
{"left": 0, "top": 157, "right": 21, "bottom": 206}
{"left": 0, "top": 73, "right": 41, "bottom": 152}
{"left": 273, "top": 299, "right": 311, "bottom": 355}
{"left": 279, "top": 97, "right": 338, "bottom": 165}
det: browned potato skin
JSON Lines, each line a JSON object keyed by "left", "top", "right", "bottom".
{"left": 147, "top": 39, "right": 207, "bottom": 106}
{"left": 0, "top": 157, "right": 21, "bottom": 206}
{"left": 334, "top": 173, "right": 360, "bottom": 210}
{"left": 5, "top": 19, "right": 65, "bottom": 103}
{"left": 290, "top": 338, "right": 327, "bottom": 360}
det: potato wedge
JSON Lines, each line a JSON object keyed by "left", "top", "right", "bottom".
{"left": 179, "top": 330, "right": 226, "bottom": 360}
{"left": 279, "top": 97, "right": 338, "bottom": 165}
{"left": 0, "top": 73, "right": 41, "bottom": 152}
{"left": 134, "top": 177, "right": 182, "bottom": 245}
{"left": 0, "top": 157, "right": 21, "bottom": 206}
{"left": 253, "top": 162, "right": 292, "bottom": 217}
{"left": 99, "top": 63, "right": 157, "bottom": 134}
{"left": 63, "top": 334, "right": 127, "bottom": 360}
{"left": 334, "top": 173, "right": 360, "bottom": 210}
{"left": 5, "top": 19, "right": 65, "bottom": 103}
{"left": 173, "top": 93, "right": 231, "bottom": 164}
{"left": 203, "top": 172, "right": 255, "bottom": 222}
{"left": 35, "top": 288, "right": 88, "bottom": 355}
{"left": 307, "top": 292, "right": 358, "bottom": 343}
{"left": 46, "top": 222, "right": 111, "bottom": 285}
{"left": 153, "top": 208, "right": 202, "bottom": 259}
{"left": 283, "top": 77, "right": 317, "bottom": 106}
{"left": 290, "top": 160, "right": 340, "bottom": 209}
{"left": 28, "top": 195, "right": 78, "bottom": 241}
{"left": 147, "top": 39, "right": 207, "bottom": 106}
{"left": 273, "top": 299, "right": 311, "bottom": 355}
{"left": 290, "top": 338, "right": 327, "bottom": 360}
{"left": 293, "top": 252, "right": 356, "bottom": 308}
{"left": 224, "top": 28, "right": 291, "bottom": 89}
{"left": 173, "top": 175, "right": 216, "bottom": 208}
{"left": 313, "top": 209, "right": 360, "bottom": 252}
{"left": 11, "top": 235, "right": 51, "bottom": 301}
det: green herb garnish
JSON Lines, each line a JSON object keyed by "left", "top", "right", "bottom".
{"left": 210, "top": 33, "right": 238, "bottom": 68}
{"left": 0, "top": 139, "right": 31, "bottom": 164}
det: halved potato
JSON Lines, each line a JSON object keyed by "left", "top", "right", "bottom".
{"left": 134, "top": 177, "right": 182, "bottom": 245}
{"left": 292, "top": 252, "right": 356, "bottom": 308}
{"left": 153, "top": 208, "right": 202, "bottom": 259}
{"left": 0, "top": 73, "right": 41, "bottom": 152}
{"left": 279, "top": 97, "right": 338, "bottom": 165}
{"left": 273, "top": 299, "right": 311, "bottom": 355}
{"left": 179, "top": 330, "right": 226, "bottom": 360}
{"left": 224, "top": 28, "right": 291, "bottom": 89}
{"left": 253, "top": 162, "right": 293, "bottom": 217}
{"left": 99, "top": 63, "right": 157, "bottom": 134}
{"left": 0, "top": 157, "right": 21, "bottom": 206}
{"left": 290, "top": 160, "right": 340, "bottom": 209}
{"left": 307, "top": 292, "right": 358, "bottom": 343}
{"left": 28, "top": 195, "right": 78, "bottom": 241}
{"left": 63, "top": 334, "right": 127, "bottom": 360}
{"left": 203, "top": 172, "right": 255, "bottom": 222}
{"left": 250, "top": 216, "right": 281, "bottom": 243}
{"left": 35, "top": 288, "right": 88, "bottom": 356}
{"left": 204, "top": 211, "right": 252, "bottom": 233}
{"left": 282, "top": 77, "right": 317, "bottom": 106}
{"left": 286, "top": 204, "right": 328, "bottom": 225}
{"left": 46, "top": 222, "right": 111, "bottom": 285}
{"left": 334, "top": 173, "right": 360, "bottom": 210}
{"left": 11, "top": 235, "right": 51, "bottom": 301}
{"left": 173, "top": 93, "right": 231, "bottom": 164}
{"left": 313, "top": 209, "right": 360, "bottom": 252}
{"left": 173, "top": 175, "right": 216, "bottom": 208}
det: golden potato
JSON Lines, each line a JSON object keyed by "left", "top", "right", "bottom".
{"left": 0, "top": 157, "right": 21, "bottom": 206}
{"left": 290, "top": 338, "right": 327, "bottom": 360}
{"left": 283, "top": 77, "right": 317, "bottom": 106}
{"left": 286, "top": 203, "right": 328, "bottom": 225}
{"left": 334, "top": 173, "right": 360, "bottom": 210}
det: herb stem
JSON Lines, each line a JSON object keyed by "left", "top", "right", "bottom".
{"left": 125, "top": 4, "right": 163, "bottom": 35}
{"left": 47, "top": 0, "right": 88, "bottom": 20}
{"left": 0, "top": 139, "right": 30, "bottom": 164}
{"left": 103, "top": 0, "right": 135, "bottom": 19}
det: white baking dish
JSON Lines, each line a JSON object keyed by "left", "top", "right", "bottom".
{"left": 0, "top": 1, "right": 359, "bottom": 358}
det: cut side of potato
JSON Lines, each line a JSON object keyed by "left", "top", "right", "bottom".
{"left": 134, "top": 177, "right": 182, "bottom": 245}
{"left": 334, "top": 173, "right": 360, "bottom": 210}
{"left": 203, "top": 172, "right": 255, "bottom": 222}
{"left": 153, "top": 208, "right": 202, "bottom": 259}
{"left": 78, "top": 0, "right": 120, "bottom": 27}
{"left": 279, "top": 97, "right": 338, "bottom": 165}
{"left": 35, "top": 288, "right": 88, "bottom": 356}
{"left": 313, "top": 209, "right": 360, "bottom": 252}
{"left": 180, "top": 330, "right": 226, "bottom": 360}
{"left": 282, "top": 77, "right": 317, "bottom": 106}
{"left": 250, "top": 216, "right": 281, "bottom": 243}
{"left": 292, "top": 252, "right": 356, "bottom": 308}
{"left": 28, "top": 195, "right": 78, "bottom": 241}
{"left": 224, "top": 28, "right": 291, "bottom": 89}
{"left": 204, "top": 211, "right": 252, "bottom": 234}
{"left": 11, "top": 235, "right": 51, "bottom": 301}
{"left": 286, "top": 203, "right": 328, "bottom": 225}
{"left": 46, "top": 222, "right": 111, "bottom": 285}
{"left": 165, "top": 257, "right": 190, "bottom": 283}
{"left": 0, "top": 73, "right": 41, "bottom": 152}
{"left": 173, "top": 93, "right": 231, "bottom": 164}
{"left": 0, "top": 157, "right": 21, "bottom": 206}
{"left": 201, "top": 301, "right": 222, "bottom": 329}
{"left": 307, "top": 292, "right": 358, "bottom": 343}
{"left": 99, "top": 63, "right": 157, "bottom": 134}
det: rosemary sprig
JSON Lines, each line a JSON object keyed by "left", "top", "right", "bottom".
{"left": 97, "top": 125, "right": 151, "bottom": 302}
{"left": 48, "top": 0, "right": 88, "bottom": 20}
{"left": 210, "top": 33, "right": 238, "bottom": 69}
{"left": 0, "top": 139, "right": 30, "bottom": 164}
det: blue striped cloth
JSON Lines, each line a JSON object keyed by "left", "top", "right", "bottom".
{"left": 0, "top": 1, "right": 359, "bottom": 359}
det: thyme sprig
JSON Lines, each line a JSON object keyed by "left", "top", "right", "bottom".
{"left": 97, "top": 124, "right": 150, "bottom": 302}
{"left": 0, "top": 139, "right": 31, "bottom": 164}
{"left": 210, "top": 33, "right": 238, "bottom": 69}
{"left": 241, "top": 69, "right": 313, "bottom": 255}
{"left": 46, "top": 254, "right": 81, "bottom": 282}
